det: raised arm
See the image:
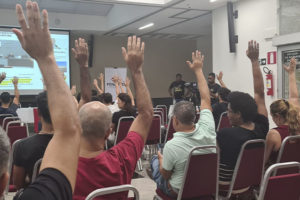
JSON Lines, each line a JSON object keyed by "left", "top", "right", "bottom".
{"left": 216, "top": 71, "right": 227, "bottom": 88}
{"left": 12, "top": 77, "right": 20, "bottom": 105}
{"left": 13, "top": 1, "right": 81, "bottom": 191}
{"left": 72, "top": 38, "right": 91, "bottom": 109}
{"left": 93, "top": 79, "right": 103, "bottom": 94}
{"left": 0, "top": 72, "right": 6, "bottom": 84}
{"left": 112, "top": 76, "right": 120, "bottom": 96}
{"left": 98, "top": 72, "right": 104, "bottom": 93}
{"left": 284, "top": 57, "right": 300, "bottom": 107}
{"left": 246, "top": 40, "right": 268, "bottom": 117}
{"left": 118, "top": 77, "right": 125, "bottom": 93}
{"left": 122, "top": 36, "right": 153, "bottom": 142}
{"left": 186, "top": 50, "right": 211, "bottom": 111}
{"left": 125, "top": 77, "right": 135, "bottom": 106}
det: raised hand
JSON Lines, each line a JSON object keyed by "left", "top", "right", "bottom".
{"left": 284, "top": 57, "right": 297, "bottom": 74}
{"left": 112, "top": 76, "right": 118, "bottom": 84}
{"left": 0, "top": 72, "right": 6, "bottom": 82}
{"left": 125, "top": 77, "right": 131, "bottom": 87}
{"left": 98, "top": 73, "right": 104, "bottom": 81}
{"left": 216, "top": 71, "right": 223, "bottom": 82}
{"left": 72, "top": 38, "right": 89, "bottom": 68}
{"left": 186, "top": 50, "right": 204, "bottom": 71}
{"left": 246, "top": 40, "right": 259, "bottom": 62}
{"left": 12, "top": 76, "right": 19, "bottom": 85}
{"left": 118, "top": 77, "right": 123, "bottom": 86}
{"left": 12, "top": 1, "right": 53, "bottom": 62}
{"left": 122, "top": 36, "right": 145, "bottom": 73}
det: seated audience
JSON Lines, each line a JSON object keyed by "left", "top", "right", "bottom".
{"left": 11, "top": 2, "right": 81, "bottom": 199}
{"left": 148, "top": 50, "right": 216, "bottom": 198}
{"left": 13, "top": 91, "right": 54, "bottom": 189}
{"left": 72, "top": 36, "right": 153, "bottom": 200}
{"left": 217, "top": 41, "right": 269, "bottom": 189}
{"left": 265, "top": 57, "right": 300, "bottom": 164}
{"left": 213, "top": 87, "right": 231, "bottom": 129}
{"left": 0, "top": 77, "right": 20, "bottom": 116}
{"left": 208, "top": 72, "right": 221, "bottom": 105}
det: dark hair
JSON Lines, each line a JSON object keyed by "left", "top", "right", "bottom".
{"left": 36, "top": 91, "right": 52, "bottom": 124}
{"left": 98, "top": 94, "right": 104, "bottom": 103}
{"left": 176, "top": 73, "right": 182, "bottom": 78}
{"left": 173, "top": 101, "right": 195, "bottom": 125}
{"left": 208, "top": 72, "right": 216, "bottom": 78}
{"left": 228, "top": 91, "right": 257, "bottom": 123}
{"left": 91, "top": 96, "right": 100, "bottom": 102}
{"left": 218, "top": 87, "right": 231, "bottom": 102}
{"left": 118, "top": 93, "right": 135, "bottom": 115}
{"left": 0, "top": 92, "right": 11, "bottom": 104}
{"left": 91, "top": 90, "right": 97, "bottom": 97}
{"left": 102, "top": 93, "right": 113, "bottom": 104}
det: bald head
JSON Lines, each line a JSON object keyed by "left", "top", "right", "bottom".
{"left": 79, "top": 101, "right": 112, "bottom": 141}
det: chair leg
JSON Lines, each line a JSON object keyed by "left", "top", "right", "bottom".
{"left": 137, "top": 158, "right": 143, "bottom": 171}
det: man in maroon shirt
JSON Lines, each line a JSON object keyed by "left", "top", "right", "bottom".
{"left": 73, "top": 36, "right": 153, "bottom": 200}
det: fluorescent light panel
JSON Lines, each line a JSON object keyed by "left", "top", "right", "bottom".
{"left": 116, "top": 0, "right": 173, "bottom": 5}
{"left": 139, "top": 23, "right": 154, "bottom": 30}
{"left": 210, "top": 0, "right": 218, "bottom": 2}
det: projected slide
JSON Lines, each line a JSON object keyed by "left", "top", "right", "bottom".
{"left": 0, "top": 28, "right": 70, "bottom": 95}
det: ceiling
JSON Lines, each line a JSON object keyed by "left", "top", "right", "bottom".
{"left": 0, "top": 0, "right": 234, "bottom": 39}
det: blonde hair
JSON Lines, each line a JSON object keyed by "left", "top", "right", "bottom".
{"left": 270, "top": 99, "right": 300, "bottom": 135}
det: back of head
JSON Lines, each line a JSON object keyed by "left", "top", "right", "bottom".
{"left": 0, "top": 92, "right": 11, "bottom": 104}
{"left": 218, "top": 87, "right": 231, "bottom": 102}
{"left": 173, "top": 101, "right": 195, "bottom": 125}
{"left": 270, "top": 99, "right": 300, "bottom": 135}
{"left": 228, "top": 91, "right": 257, "bottom": 123}
{"left": 79, "top": 101, "right": 112, "bottom": 141}
{"left": 118, "top": 93, "right": 135, "bottom": 114}
{"left": 0, "top": 133, "right": 10, "bottom": 178}
{"left": 36, "top": 91, "right": 52, "bottom": 124}
{"left": 102, "top": 93, "right": 113, "bottom": 104}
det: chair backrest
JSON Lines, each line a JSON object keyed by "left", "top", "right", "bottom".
{"left": 3, "top": 117, "right": 20, "bottom": 131}
{"left": 33, "top": 107, "right": 40, "bottom": 133}
{"left": 178, "top": 146, "right": 219, "bottom": 200}
{"left": 257, "top": 162, "right": 300, "bottom": 200}
{"left": 216, "top": 112, "right": 231, "bottom": 131}
{"left": 31, "top": 158, "right": 42, "bottom": 182}
{"left": 155, "top": 105, "right": 167, "bottom": 124}
{"left": 85, "top": 184, "right": 140, "bottom": 200}
{"left": 6, "top": 121, "right": 29, "bottom": 147}
{"left": 275, "top": 135, "right": 300, "bottom": 175}
{"left": 164, "top": 116, "right": 176, "bottom": 143}
{"left": 146, "top": 114, "right": 162, "bottom": 145}
{"left": 154, "top": 108, "right": 164, "bottom": 125}
{"left": 0, "top": 114, "right": 13, "bottom": 127}
{"left": 114, "top": 116, "right": 135, "bottom": 145}
{"left": 225, "top": 139, "right": 265, "bottom": 199}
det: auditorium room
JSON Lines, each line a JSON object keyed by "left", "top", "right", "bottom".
{"left": 0, "top": 0, "right": 299, "bottom": 199}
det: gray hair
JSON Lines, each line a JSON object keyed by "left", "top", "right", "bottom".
{"left": 0, "top": 133, "right": 10, "bottom": 176}
{"left": 79, "top": 102, "right": 112, "bottom": 141}
{"left": 173, "top": 101, "right": 196, "bottom": 125}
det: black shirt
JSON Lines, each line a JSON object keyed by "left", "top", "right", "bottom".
{"left": 212, "top": 102, "right": 228, "bottom": 129}
{"left": 169, "top": 80, "right": 186, "bottom": 99}
{"left": 112, "top": 109, "right": 136, "bottom": 129}
{"left": 208, "top": 83, "right": 221, "bottom": 105}
{"left": 13, "top": 134, "right": 53, "bottom": 181}
{"left": 217, "top": 114, "right": 269, "bottom": 181}
{"left": 15, "top": 168, "right": 72, "bottom": 200}
{"left": 0, "top": 103, "right": 19, "bottom": 116}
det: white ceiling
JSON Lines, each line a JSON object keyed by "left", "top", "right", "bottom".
{"left": 0, "top": 0, "right": 234, "bottom": 39}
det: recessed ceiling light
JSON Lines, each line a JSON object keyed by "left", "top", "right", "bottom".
{"left": 139, "top": 23, "right": 154, "bottom": 30}
{"left": 210, "top": 0, "right": 218, "bottom": 2}
{"left": 116, "top": 0, "right": 173, "bottom": 5}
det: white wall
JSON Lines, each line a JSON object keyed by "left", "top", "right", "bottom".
{"left": 212, "top": 0, "right": 278, "bottom": 127}
{"left": 197, "top": 35, "right": 213, "bottom": 77}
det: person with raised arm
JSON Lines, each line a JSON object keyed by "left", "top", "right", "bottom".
{"left": 148, "top": 50, "right": 216, "bottom": 198}
{"left": 0, "top": 76, "right": 20, "bottom": 116}
{"left": 11, "top": 1, "right": 81, "bottom": 199}
{"left": 265, "top": 57, "right": 300, "bottom": 165}
{"left": 217, "top": 41, "right": 269, "bottom": 194}
{"left": 216, "top": 71, "right": 227, "bottom": 89}
{"left": 125, "top": 77, "right": 135, "bottom": 106}
{"left": 73, "top": 36, "right": 153, "bottom": 200}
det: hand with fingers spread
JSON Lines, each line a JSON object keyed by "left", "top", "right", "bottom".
{"left": 246, "top": 40, "right": 259, "bottom": 62}
{"left": 0, "top": 72, "right": 6, "bottom": 83}
{"left": 12, "top": 76, "right": 19, "bottom": 85}
{"left": 72, "top": 38, "right": 89, "bottom": 68}
{"left": 186, "top": 50, "right": 204, "bottom": 72}
{"left": 122, "top": 36, "right": 145, "bottom": 73}
{"left": 217, "top": 71, "right": 223, "bottom": 82}
{"left": 284, "top": 57, "right": 297, "bottom": 74}
{"left": 12, "top": 2, "right": 53, "bottom": 61}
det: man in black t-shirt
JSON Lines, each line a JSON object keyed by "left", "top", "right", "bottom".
{"left": 208, "top": 72, "right": 221, "bottom": 105}
{"left": 0, "top": 77, "right": 20, "bottom": 116}
{"left": 217, "top": 41, "right": 269, "bottom": 185}
{"left": 13, "top": 91, "right": 54, "bottom": 189}
{"left": 169, "top": 73, "right": 186, "bottom": 103}
{"left": 212, "top": 87, "right": 231, "bottom": 129}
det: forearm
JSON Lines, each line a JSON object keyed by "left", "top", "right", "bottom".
{"left": 115, "top": 83, "right": 120, "bottom": 96}
{"left": 100, "top": 78, "right": 104, "bottom": 92}
{"left": 126, "top": 86, "right": 135, "bottom": 106}
{"left": 120, "top": 84, "right": 125, "bottom": 93}
{"left": 218, "top": 80, "right": 227, "bottom": 88}
{"left": 195, "top": 69, "right": 211, "bottom": 109}
{"left": 289, "top": 71, "right": 299, "bottom": 100}
{"left": 13, "top": 84, "right": 20, "bottom": 104}
{"left": 251, "top": 60, "right": 264, "bottom": 97}
{"left": 80, "top": 67, "right": 92, "bottom": 102}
